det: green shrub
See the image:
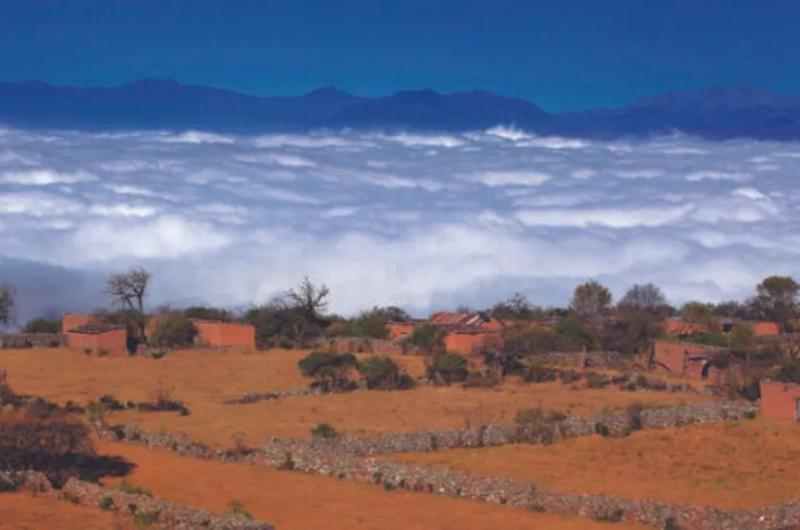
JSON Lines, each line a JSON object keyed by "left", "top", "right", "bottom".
{"left": 357, "top": 356, "right": 415, "bottom": 390}
{"left": 310, "top": 422, "right": 339, "bottom": 439}
{"left": 99, "top": 495, "right": 115, "bottom": 510}
{"left": 117, "top": 481, "right": 152, "bottom": 497}
{"left": 298, "top": 351, "right": 357, "bottom": 392}
{"left": 149, "top": 312, "right": 197, "bottom": 348}
{"left": 226, "top": 499, "right": 253, "bottom": 519}
{"left": 428, "top": 352, "right": 469, "bottom": 384}
{"left": 132, "top": 511, "right": 159, "bottom": 528}
{"left": 23, "top": 318, "right": 61, "bottom": 334}
{"left": 627, "top": 403, "right": 643, "bottom": 431}
{"left": 404, "top": 324, "right": 445, "bottom": 355}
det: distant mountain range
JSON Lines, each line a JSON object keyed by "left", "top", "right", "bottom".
{"left": 1, "top": 79, "right": 800, "bottom": 140}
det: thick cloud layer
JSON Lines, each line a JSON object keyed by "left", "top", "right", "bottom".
{"left": 0, "top": 125, "right": 798, "bottom": 322}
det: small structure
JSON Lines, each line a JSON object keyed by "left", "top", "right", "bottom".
{"left": 759, "top": 379, "right": 800, "bottom": 422}
{"left": 752, "top": 321, "right": 781, "bottom": 337}
{"left": 663, "top": 319, "right": 710, "bottom": 337}
{"left": 428, "top": 311, "right": 505, "bottom": 356}
{"left": 64, "top": 324, "right": 128, "bottom": 356}
{"left": 192, "top": 320, "right": 255, "bottom": 350}
{"left": 651, "top": 340, "right": 729, "bottom": 382}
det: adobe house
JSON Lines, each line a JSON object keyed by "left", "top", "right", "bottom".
{"left": 663, "top": 318, "right": 710, "bottom": 338}
{"left": 651, "top": 340, "right": 730, "bottom": 382}
{"left": 192, "top": 319, "right": 256, "bottom": 350}
{"left": 759, "top": 379, "right": 800, "bottom": 422}
{"left": 64, "top": 324, "right": 128, "bottom": 356}
{"left": 427, "top": 311, "right": 506, "bottom": 356}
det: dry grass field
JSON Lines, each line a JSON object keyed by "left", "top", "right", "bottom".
{"left": 0, "top": 347, "right": 711, "bottom": 448}
{"left": 393, "top": 419, "right": 800, "bottom": 509}
{"left": 0, "top": 492, "right": 132, "bottom": 530}
{"left": 96, "top": 440, "right": 648, "bottom": 530}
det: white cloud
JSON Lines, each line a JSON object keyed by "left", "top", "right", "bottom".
{"left": 1, "top": 127, "right": 799, "bottom": 321}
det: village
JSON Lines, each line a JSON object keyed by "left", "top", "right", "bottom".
{"left": 2, "top": 270, "right": 800, "bottom": 529}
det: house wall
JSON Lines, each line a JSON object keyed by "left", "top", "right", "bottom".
{"left": 61, "top": 313, "right": 94, "bottom": 333}
{"left": 651, "top": 341, "right": 719, "bottom": 377}
{"left": 753, "top": 321, "right": 781, "bottom": 337}
{"left": 65, "top": 328, "right": 127, "bottom": 356}
{"left": 760, "top": 380, "right": 800, "bottom": 421}
{"left": 193, "top": 321, "right": 256, "bottom": 349}
{"left": 387, "top": 323, "right": 415, "bottom": 341}
{"left": 444, "top": 332, "right": 500, "bottom": 356}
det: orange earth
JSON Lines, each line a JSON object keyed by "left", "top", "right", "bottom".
{"left": 95, "top": 440, "right": 648, "bottom": 530}
{"left": 393, "top": 418, "right": 800, "bottom": 509}
{"left": 0, "top": 347, "right": 711, "bottom": 448}
{"left": 0, "top": 492, "right": 132, "bottom": 529}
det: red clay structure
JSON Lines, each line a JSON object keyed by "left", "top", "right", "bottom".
{"left": 651, "top": 340, "right": 729, "bottom": 383}
{"left": 61, "top": 313, "right": 95, "bottom": 333}
{"left": 387, "top": 322, "right": 415, "bottom": 341}
{"left": 192, "top": 320, "right": 256, "bottom": 350}
{"left": 64, "top": 324, "right": 128, "bottom": 356}
{"left": 752, "top": 321, "right": 781, "bottom": 337}
{"left": 428, "top": 312, "right": 506, "bottom": 356}
{"left": 759, "top": 379, "right": 800, "bottom": 422}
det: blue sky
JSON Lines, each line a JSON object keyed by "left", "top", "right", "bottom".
{"left": 2, "top": 1, "right": 800, "bottom": 110}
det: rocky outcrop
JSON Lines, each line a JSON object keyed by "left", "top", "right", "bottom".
{"left": 61, "top": 478, "right": 273, "bottom": 530}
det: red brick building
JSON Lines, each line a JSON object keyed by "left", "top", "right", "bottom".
{"left": 64, "top": 324, "right": 128, "bottom": 356}
{"left": 759, "top": 379, "right": 800, "bottom": 422}
{"left": 663, "top": 319, "right": 711, "bottom": 337}
{"left": 387, "top": 322, "right": 416, "bottom": 341}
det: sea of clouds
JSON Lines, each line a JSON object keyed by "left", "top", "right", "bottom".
{"left": 0, "top": 124, "right": 799, "bottom": 323}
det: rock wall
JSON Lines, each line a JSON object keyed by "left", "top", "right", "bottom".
{"left": 97, "top": 400, "right": 781, "bottom": 530}
{"left": 0, "top": 333, "right": 64, "bottom": 349}
{"left": 538, "top": 350, "right": 631, "bottom": 370}
{"left": 318, "top": 336, "right": 423, "bottom": 356}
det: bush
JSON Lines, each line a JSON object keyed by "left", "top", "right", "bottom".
{"left": 404, "top": 324, "right": 445, "bottom": 355}
{"left": 99, "top": 495, "right": 115, "bottom": 510}
{"left": 584, "top": 371, "right": 612, "bottom": 388}
{"left": 357, "top": 356, "right": 415, "bottom": 390}
{"left": 23, "top": 318, "right": 61, "bottom": 334}
{"left": 183, "top": 306, "right": 232, "bottom": 322}
{"left": 149, "top": 312, "right": 196, "bottom": 348}
{"left": 118, "top": 480, "right": 152, "bottom": 497}
{"left": 462, "top": 371, "right": 501, "bottom": 388}
{"left": 298, "top": 351, "right": 357, "bottom": 392}
{"left": 627, "top": 403, "right": 643, "bottom": 431}
{"left": 428, "top": 352, "right": 469, "bottom": 384}
{"left": 310, "top": 423, "right": 339, "bottom": 439}
{"left": 0, "top": 411, "right": 94, "bottom": 486}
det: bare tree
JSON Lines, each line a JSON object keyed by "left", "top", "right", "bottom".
{"left": 286, "top": 276, "right": 330, "bottom": 320}
{"left": 105, "top": 267, "right": 151, "bottom": 313}
{"left": 618, "top": 283, "right": 667, "bottom": 315}
{"left": 0, "top": 283, "right": 15, "bottom": 327}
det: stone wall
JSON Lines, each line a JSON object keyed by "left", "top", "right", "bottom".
{"left": 61, "top": 478, "right": 272, "bottom": 530}
{"left": 538, "top": 350, "right": 631, "bottom": 370}
{"left": 318, "top": 336, "right": 423, "bottom": 356}
{"left": 0, "top": 333, "right": 64, "bottom": 349}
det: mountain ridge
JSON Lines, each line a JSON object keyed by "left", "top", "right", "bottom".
{"left": 1, "top": 79, "right": 799, "bottom": 140}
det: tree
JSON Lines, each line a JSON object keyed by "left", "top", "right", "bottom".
{"left": 105, "top": 267, "right": 151, "bottom": 313}
{"left": 602, "top": 312, "right": 663, "bottom": 355}
{"left": 618, "top": 283, "right": 668, "bottom": 315}
{"left": 105, "top": 267, "right": 151, "bottom": 342}
{"left": 680, "top": 301, "right": 715, "bottom": 325}
{"left": 570, "top": 281, "right": 612, "bottom": 321}
{"left": 0, "top": 283, "right": 15, "bottom": 327}
{"left": 491, "top": 293, "right": 541, "bottom": 321}
{"left": 286, "top": 277, "right": 330, "bottom": 321}
{"left": 486, "top": 325, "right": 556, "bottom": 376}
{"left": 298, "top": 351, "right": 357, "bottom": 392}
{"left": 357, "top": 356, "right": 415, "bottom": 390}
{"left": 23, "top": 318, "right": 61, "bottom": 334}
{"left": 428, "top": 352, "right": 469, "bottom": 385}
{"left": 183, "top": 306, "right": 232, "bottom": 322}
{"left": 553, "top": 316, "right": 599, "bottom": 351}
{"left": 729, "top": 322, "right": 756, "bottom": 369}
{"left": 404, "top": 323, "right": 446, "bottom": 355}
{"left": 149, "top": 312, "right": 197, "bottom": 348}
{"left": 754, "top": 275, "right": 799, "bottom": 331}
